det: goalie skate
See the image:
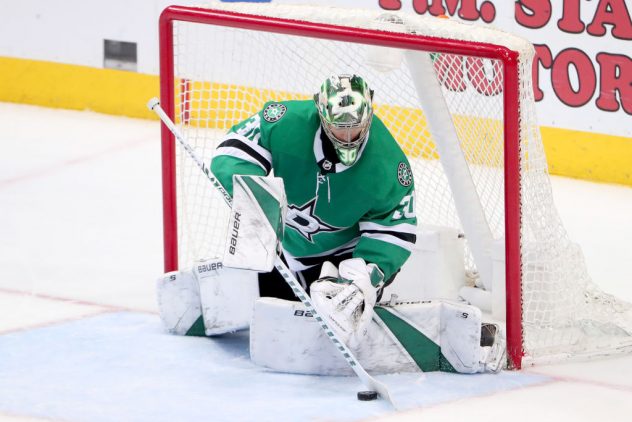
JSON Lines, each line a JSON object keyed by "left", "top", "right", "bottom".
{"left": 480, "top": 323, "right": 506, "bottom": 373}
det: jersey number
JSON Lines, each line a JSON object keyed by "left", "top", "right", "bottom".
{"left": 392, "top": 194, "right": 415, "bottom": 220}
{"left": 235, "top": 114, "right": 261, "bottom": 142}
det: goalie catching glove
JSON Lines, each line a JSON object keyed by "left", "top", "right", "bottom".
{"left": 310, "top": 258, "right": 384, "bottom": 349}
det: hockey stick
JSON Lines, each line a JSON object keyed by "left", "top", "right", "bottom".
{"left": 147, "top": 98, "right": 395, "bottom": 407}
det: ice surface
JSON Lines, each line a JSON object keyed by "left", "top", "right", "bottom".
{"left": 0, "top": 312, "right": 550, "bottom": 422}
{"left": 1, "top": 102, "right": 631, "bottom": 421}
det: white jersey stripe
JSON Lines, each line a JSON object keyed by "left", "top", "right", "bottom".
{"left": 361, "top": 232, "right": 415, "bottom": 252}
{"left": 359, "top": 221, "right": 417, "bottom": 234}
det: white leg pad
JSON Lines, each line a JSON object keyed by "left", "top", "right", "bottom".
{"left": 372, "top": 301, "right": 486, "bottom": 373}
{"left": 250, "top": 298, "right": 498, "bottom": 375}
{"left": 156, "top": 270, "right": 202, "bottom": 335}
{"left": 250, "top": 297, "right": 419, "bottom": 375}
{"left": 439, "top": 301, "right": 484, "bottom": 373}
{"left": 194, "top": 259, "right": 259, "bottom": 336}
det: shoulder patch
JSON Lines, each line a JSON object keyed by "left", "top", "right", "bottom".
{"left": 397, "top": 162, "right": 413, "bottom": 187}
{"left": 263, "top": 103, "right": 287, "bottom": 123}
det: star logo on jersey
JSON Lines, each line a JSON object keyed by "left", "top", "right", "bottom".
{"left": 263, "top": 103, "right": 287, "bottom": 122}
{"left": 286, "top": 197, "right": 342, "bottom": 242}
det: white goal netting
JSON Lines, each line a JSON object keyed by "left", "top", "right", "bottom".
{"left": 162, "top": 2, "right": 632, "bottom": 366}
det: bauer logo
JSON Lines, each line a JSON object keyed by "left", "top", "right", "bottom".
{"left": 397, "top": 162, "right": 413, "bottom": 187}
{"left": 228, "top": 212, "right": 241, "bottom": 255}
{"left": 197, "top": 261, "right": 223, "bottom": 273}
{"left": 263, "top": 103, "right": 287, "bottom": 122}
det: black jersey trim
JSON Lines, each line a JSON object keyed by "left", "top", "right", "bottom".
{"left": 292, "top": 249, "right": 355, "bottom": 268}
{"left": 360, "top": 229, "right": 417, "bottom": 244}
{"left": 217, "top": 138, "right": 272, "bottom": 174}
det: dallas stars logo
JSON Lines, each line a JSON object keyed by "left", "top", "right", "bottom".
{"left": 397, "top": 162, "right": 413, "bottom": 187}
{"left": 286, "top": 197, "right": 342, "bottom": 242}
{"left": 263, "top": 103, "right": 287, "bottom": 123}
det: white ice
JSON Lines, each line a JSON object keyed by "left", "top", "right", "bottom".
{"left": 1, "top": 102, "right": 631, "bottom": 422}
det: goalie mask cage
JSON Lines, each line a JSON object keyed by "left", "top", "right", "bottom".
{"left": 158, "top": 3, "right": 632, "bottom": 369}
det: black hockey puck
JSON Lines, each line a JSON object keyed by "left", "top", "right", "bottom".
{"left": 357, "top": 390, "right": 378, "bottom": 401}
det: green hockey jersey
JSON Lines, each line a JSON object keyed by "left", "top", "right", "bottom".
{"left": 211, "top": 100, "right": 417, "bottom": 282}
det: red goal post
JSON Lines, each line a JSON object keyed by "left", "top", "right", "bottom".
{"left": 158, "top": 4, "right": 523, "bottom": 370}
{"left": 156, "top": 3, "right": 632, "bottom": 370}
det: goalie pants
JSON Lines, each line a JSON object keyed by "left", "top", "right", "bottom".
{"left": 258, "top": 252, "right": 393, "bottom": 301}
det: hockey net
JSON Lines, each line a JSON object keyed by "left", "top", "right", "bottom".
{"left": 158, "top": 2, "right": 632, "bottom": 368}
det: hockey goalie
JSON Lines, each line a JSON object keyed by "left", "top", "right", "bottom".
{"left": 156, "top": 74, "right": 506, "bottom": 375}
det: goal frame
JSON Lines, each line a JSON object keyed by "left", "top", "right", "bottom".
{"left": 157, "top": 5, "right": 524, "bottom": 369}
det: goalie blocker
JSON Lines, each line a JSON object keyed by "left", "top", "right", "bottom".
{"left": 223, "top": 175, "right": 286, "bottom": 272}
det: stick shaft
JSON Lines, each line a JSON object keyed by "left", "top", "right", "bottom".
{"left": 149, "top": 98, "right": 232, "bottom": 208}
{"left": 147, "top": 98, "right": 394, "bottom": 406}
